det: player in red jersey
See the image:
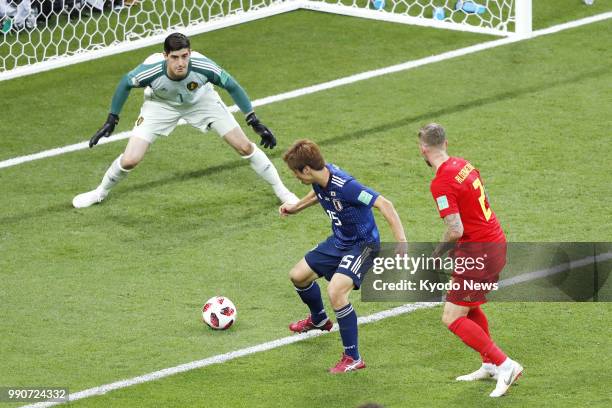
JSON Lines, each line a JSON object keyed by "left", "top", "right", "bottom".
{"left": 418, "top": 123, "right": 522, "bottom": 397}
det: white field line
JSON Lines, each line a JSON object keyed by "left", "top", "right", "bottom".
{"left": 1, "top": 11, "right": 611, "bottom": 171}
{"left": 22, "top": 302, "right": 440, "bottom": 408}
{"left": 21, "top": 251, "right": 611, "bottom": 408}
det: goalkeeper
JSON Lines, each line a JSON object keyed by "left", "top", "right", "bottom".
{"left": 73, "top": 32, "right": 298, "bottom": 208}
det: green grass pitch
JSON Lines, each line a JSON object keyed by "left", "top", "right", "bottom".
{"left": 0, "top": 1, "right": 611, "bottom": 407}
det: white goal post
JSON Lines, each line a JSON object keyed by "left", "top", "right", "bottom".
{"left": 0, "top": 0, "right": 532, "bottom": 81}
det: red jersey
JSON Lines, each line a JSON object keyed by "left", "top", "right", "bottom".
{"left": 430, "top": 157, "right": 505, "bottom": 243}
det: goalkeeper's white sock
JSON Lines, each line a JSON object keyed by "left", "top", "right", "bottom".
{"left": 98, "top": 154, "right": 131, "bottom": 195}
{"left": 242, "top": 143, "right": 296, "bottom": 203}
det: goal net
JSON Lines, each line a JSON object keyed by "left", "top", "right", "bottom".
{"left": 0, "top": 0, "right": 531, "bottom": 80}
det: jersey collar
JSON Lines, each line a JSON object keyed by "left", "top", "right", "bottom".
{"left": 318, "top": 164, "right": 333, "bottom": 190}
{"left": 435, "top": 156, "right": 452, "bottom": 177}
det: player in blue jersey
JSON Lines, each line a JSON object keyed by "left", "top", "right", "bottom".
{"left": 279, "top": 139, "right": 407, "bottom": 373}
{"left": 72, "top": 32, "right": 298, "bottom": 208}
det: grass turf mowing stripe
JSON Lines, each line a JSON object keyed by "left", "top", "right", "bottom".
{"left": 1, "top": 11, "right": 611, "bottom": 171}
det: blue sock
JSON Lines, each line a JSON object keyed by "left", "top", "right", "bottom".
{"left": 335, "top": 303, "right": 360, "bottom": 360}
{"left": 295, "top": 282, "right": 328, "bottom": 325}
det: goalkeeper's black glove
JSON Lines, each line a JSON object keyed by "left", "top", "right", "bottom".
{"left": 89, "top": 113, "right": 119, "bottom": 148}
{"left": 246, "top": 112, "right": 276, "bottom": 149}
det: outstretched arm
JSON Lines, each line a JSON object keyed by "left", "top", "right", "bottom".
{"left": 109, "top": 75, "right": 135, "bottom": 116}
{"left": 220, "top": 74, "right": 276, "bottom": 149}
{"left": 279, "top": 190, "right": 318, "bottom": 217}
{"left": 216, "top": 73, "right": 254, "bottom": 116}
{"left": 90, "top": 74, "right": 136, "bottom": 148}
{"left": 373, "top": 196, "right": 407, "bottom": 243}
{"left": 194, "top": 60, "right": 276, "bottom": 148}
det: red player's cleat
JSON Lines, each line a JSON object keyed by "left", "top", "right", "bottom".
{"left": 329, "top": 353, "right": 366, "bottom": 374}
{"left": 288, "top": 315, "right": 333, "bottom": 333}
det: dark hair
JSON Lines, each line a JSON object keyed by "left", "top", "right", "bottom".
{"left": 283, "top": 139, "right": 326, "bottom": 172}
{"left": 418, "top": 123, "right": 446, "bottom": 146}
{"left": 164, "top": 33, "right": 190, "bottom": 54}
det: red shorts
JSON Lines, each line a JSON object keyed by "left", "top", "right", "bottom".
{"left": 446, "top": 242, "right": 507, "bottom": 306}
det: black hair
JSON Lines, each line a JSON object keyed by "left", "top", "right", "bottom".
{"left": 164, "top": 33, "right": 190, "bottom": 54}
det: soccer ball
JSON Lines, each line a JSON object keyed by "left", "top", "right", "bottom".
{"left": 202, "top": 296, "right": 237, "bottom": 330}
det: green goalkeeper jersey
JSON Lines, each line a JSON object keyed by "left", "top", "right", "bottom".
{"left": 109, "top": 51, "right": 253, "bottom": 115}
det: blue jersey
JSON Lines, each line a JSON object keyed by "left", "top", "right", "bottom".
{"left": 312, "top": 164, "right": 380, "bottom": 250}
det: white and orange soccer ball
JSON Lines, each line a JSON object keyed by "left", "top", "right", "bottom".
{"left": 202, "top": 296, "right": 237, "bottom": 330}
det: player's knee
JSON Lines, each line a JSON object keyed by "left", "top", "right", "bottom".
{"left": 441, "top": 311, "right": 455, "bottom": 327}
{"left": 327, "top": 285, "right": 348, "bottom": 310}
{"left": 289, "top": 268, "right": 307, "bottom": 287}
{"left": 236, "top": 140, "right": 254, "bottom": 156}
{"left": 120, "top": 154, "right": 142, "bottom": 170}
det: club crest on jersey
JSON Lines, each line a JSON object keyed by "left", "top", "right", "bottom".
{"left": 332, "top": 199, "right": 343, "bottom": 212}
{"left": 186, "top": 81, "right": 199, "bottom": 91}
{"left": 330, "top": 191, "right": 337, "bottom": 197}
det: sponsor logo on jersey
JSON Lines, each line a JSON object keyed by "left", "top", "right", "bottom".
{"left": 357, "top": 191, "right": 373, "bottom": 205}
{"left": 136, "top": 117, "right": 144, "bottom": 126}
{"left": 187, "top": 81, "right": 199, "bottom": 91}
{"left": 436, "top": 195, "right": 449, "bottom": 210}
{"left": 333, "top": 199, "right": 343, "bottom": 212}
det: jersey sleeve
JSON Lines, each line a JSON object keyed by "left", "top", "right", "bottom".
{"left": 109, "top": 75, "right": 133, "bottom": 115}
{"left": 109, "top": 62, "right": 163, "bottom": 115}
{"left": 430, "top": 178, "right": 459, "bottom": 218}
{"left": 342, "top": 179, "right": 380, "bottom": 208}
{"left": 190, "top": 57, "right": 253, "bottom": 115}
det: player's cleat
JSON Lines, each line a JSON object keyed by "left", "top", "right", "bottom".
{"left": 456, "top": 363, "right": 497, "bottom": 381}
{"left": 489, "top": 359, "right": 523, "bottom": 397}
{"left": 289, "top": 315, "right": 333, "bottom": 333}
{"left": 329, "top": 353, "right": 366, "bottom": 374}
{"left": 72, "top": 188, "right": 108, "bottom": 208}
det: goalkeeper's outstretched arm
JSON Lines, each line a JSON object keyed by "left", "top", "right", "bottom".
{"left": 194, "top": 62, "right": 277, "bottom": 148}
{"left": 109, "top": 75, "right": 135, "bottom": 116}
{"left": 89, "top": 74, "right": 136, "bottom": 148}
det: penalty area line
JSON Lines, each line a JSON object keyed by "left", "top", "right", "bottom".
{"left": 1, "top": 11, "right": 611, "bottom": 171}
{"left": 20, "top": 250, "right": 612, "bottom": 407}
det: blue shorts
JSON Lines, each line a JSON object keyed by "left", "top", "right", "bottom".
{"left": 304, "top": 236, "right": 378, "bottom": 289}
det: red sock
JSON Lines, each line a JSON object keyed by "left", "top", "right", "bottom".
{"left": 467, "top": 306, "right": 489, "bottom": 336}
{"left": 448, "top": 316, "right": 507, "bottom": 366}
{"left": 467, "top": 307, "right": 492, "bottom": 363}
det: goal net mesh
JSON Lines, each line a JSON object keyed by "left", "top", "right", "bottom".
{"left": 0, "top": 0, "right": 517, "bottom": 76}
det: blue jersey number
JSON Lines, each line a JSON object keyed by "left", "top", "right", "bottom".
{"left": 326, "top": 210, "right": 342, "bottom": 226}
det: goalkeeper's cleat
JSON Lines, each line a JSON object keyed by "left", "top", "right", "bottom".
{"left": 329, "top": 353, "right": 366, "bottom": 374}
{"left": 289, "top": 315, "right": 333, "bottom": 333}
{"left": 72, "top": 188, "right": 108, "bottom": 208}
{"left": 456, "top": 363, "right": 497, "bottom": 381}
{"left": 489, "top": 358, "right": 523, "bottom": 397}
